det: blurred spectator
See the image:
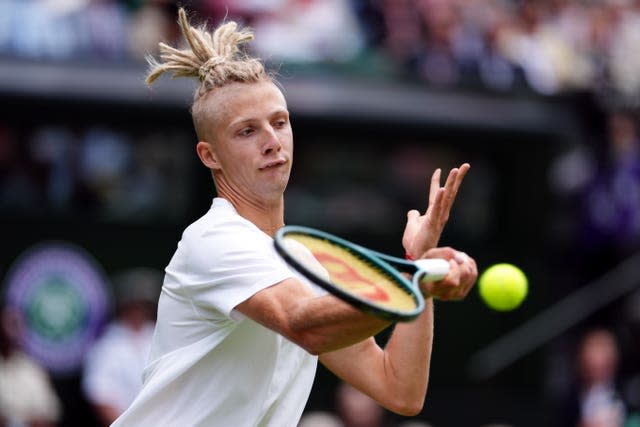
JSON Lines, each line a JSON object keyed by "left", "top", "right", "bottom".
{"left": 549, "top": 109, "right": 640, "bottom": 281}
{"left": 335, "top": 381, "right": 387, "bottom": 427}
{"left": 0, "top": 304, "right": 62, "bottom": 426}
{"left": 82, "top": 267, "right": 161, "bottom": 426}
{"left": 578, "top": 110, "right": 640, "bottom": 272}
{"left": 376, "top": 0, "right": 424, "bottom": 69}
{"left": 415, "top": 0, "right": 461, "bottom": 86}
{"left": 78, "top": 126, "right": 131, "bottom": 213}
{"left": 608, "top": 2, "right": 640, "bottom": 100}
{"left": 298, "top": 411, "right": 343, "bottom": 427}
{"left": 126, "top": 0, "right": 179, "bottom": 61}
{"left": 497, "top": 1, "right": 591, "bottom": 93}
{"left": 299, "top": 381, "right": 388, "bottom": 427}
{"left": 249, "top": 0, "right": 366, "bottom": 63}
{"left": 29, "top": 126, "right": 78, "bottom": 213}
{"left": 82, "top": 0, "right": 129, "bottom": 60}
{"left": 0, "top": 123, "right": 40, "bottom": 213}
{"left": 556, "top": 328, "right": 626, "bottom": 427}
{"left": 459, "top": 0, "right": 520, "bottom": 90}
{"left": 299, "top": 381, "right": 435, "bottom": 427}
{"left": 619, "top": 290, "right": 640, "bottom": 423}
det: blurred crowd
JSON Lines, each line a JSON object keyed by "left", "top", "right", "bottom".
{"left": 550, "top": 108, "right": 640, "bottom": 279}
{"left": 548, "top": 107, "right": 640, "bottom": 426}
{"left": 1, "top": 0, "right": 640, "bottom": 102}
{"left": 0, "top": 0, "right": 178, "bottom": 62}
{"left": 366, "top": 0, "right": 640, "bottom": 100}
{"left": 1, "top": 1, "right": 640, "bottom": 426}
{"left": 0, "top": 123, "right": 192, "bottom": 221}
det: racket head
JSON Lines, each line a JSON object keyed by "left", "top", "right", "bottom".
{"left": 274, "top": 225, "right": 424, "bottom": 322}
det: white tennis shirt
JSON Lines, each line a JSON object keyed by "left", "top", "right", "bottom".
{"left": 111, "top": 198, "right": 321, "bottom": 427}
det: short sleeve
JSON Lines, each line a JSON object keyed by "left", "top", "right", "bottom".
{"left": 170, "top": 217, "right": 295, "bottom": 319}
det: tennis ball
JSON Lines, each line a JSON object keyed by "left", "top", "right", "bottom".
{"left": 478, "top": 263, "right": 528, "bottom": 311}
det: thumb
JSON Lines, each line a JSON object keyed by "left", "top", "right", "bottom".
{"left": 402, "top": 210, "right": 421, "bottom": 250}
{"left": 407, "top": 209, "right": 420, "bottom": 222}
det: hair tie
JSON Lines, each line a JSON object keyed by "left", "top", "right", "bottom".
{"left": 199, "top": 56, "right": 225, "bottom": 80}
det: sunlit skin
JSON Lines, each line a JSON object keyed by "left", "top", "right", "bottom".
{"left": 195, "top": 80, "right": 293, "bottom": 235}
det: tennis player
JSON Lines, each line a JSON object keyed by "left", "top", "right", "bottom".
{"left": 111, "top": 9, "right": 477, "bottom": 427}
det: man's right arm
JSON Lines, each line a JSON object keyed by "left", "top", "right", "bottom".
{"left": 234, "top": 278, "right": 392, "bottom": 354}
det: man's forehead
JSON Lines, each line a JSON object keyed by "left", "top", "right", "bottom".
{"left": 214, "top": 81, "right": 288, "bottom": 122}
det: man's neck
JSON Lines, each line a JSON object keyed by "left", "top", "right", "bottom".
{"left": 222, "top": 194, "right": 285, "bottom": 237}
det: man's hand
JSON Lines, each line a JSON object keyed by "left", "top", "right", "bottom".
{"left": 418, "top": 247, "right": 477, "bottom": 300}
{"left": 402, "top": 163, "right": 470, "bottom": 259}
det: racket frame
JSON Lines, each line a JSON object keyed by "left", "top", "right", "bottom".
{"left": 274, "top": 225, "right": 425, "bottom": 322}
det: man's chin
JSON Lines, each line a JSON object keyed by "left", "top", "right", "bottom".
{"left": 259, "top": 181, "right": 289, "bottom": 199}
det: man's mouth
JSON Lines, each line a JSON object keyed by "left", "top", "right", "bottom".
{"left": 259, "top": 159, "right": 287, "bottom": 170}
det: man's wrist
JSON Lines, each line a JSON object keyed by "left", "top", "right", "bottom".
{"left": 418, "top": 280, "right": 434, "bottom": 300}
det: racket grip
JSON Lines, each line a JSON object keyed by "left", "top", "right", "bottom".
{"left": 414, "top": 259, "right": 450, "bottom": 281}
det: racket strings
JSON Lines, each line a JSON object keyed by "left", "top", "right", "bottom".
{"left": 284, "top": 234, "right": 418, "bottom": 311}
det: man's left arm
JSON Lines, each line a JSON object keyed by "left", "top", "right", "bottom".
{"left": 319, "top": 247, "right": 477, "bottom": 416}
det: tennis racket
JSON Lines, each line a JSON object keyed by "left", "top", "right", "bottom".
{"left": 274, "top": 225, "right": 450, "bottom": 322}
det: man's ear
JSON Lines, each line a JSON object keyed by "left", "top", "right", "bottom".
{"left": 196, "top": 141, "right": 220, "bottom": 170}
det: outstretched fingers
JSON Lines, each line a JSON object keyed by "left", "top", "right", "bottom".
{"left": 403, "top": 163, "right": 471, "bottom": 258}
{"left": 439, "top": 163, "right": 469, "bottom": 216}
{"left": 447, "top": 163, "right": 470, "bottom": 205}
{"left": 426, "top": 163, "right": 470, "bottom": 228}
{"left": 428, "top": 168, "right": 442, "bottom": 207}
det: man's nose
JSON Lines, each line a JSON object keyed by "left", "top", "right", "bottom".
{"left": 262, "top": 127, "right": 282, "bottom": 155}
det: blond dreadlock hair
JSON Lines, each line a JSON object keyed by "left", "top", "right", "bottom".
{"left": 146, "top": 8, "right": 267, "bottom": 93}
{"left": 146, "top": 8, "right": 270, "bottom": 140}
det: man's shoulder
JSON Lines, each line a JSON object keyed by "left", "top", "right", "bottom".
{"left": 178, "top": 206, "right": 269, "bottom": 258}
{"left": 183, "top": 206, "right": 257, "bottom": 241}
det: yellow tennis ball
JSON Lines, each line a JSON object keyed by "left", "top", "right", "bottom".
{"left": 478, "top": 263, "right": 528, "bottom": 311}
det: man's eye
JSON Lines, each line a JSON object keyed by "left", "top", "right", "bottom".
{"left": 239, "top": 128, "right": 254, "bottom": 136}
{"left": 274, "top": 120, "right": 287, "bottom": 128}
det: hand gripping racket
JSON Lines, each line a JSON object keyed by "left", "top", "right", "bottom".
{"left": 274, "top": 225, "right": 450, "bottom": 322}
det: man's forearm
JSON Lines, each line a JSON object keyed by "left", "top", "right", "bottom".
{"left": 380, "top": 297, "right": 434, "bottom": 411}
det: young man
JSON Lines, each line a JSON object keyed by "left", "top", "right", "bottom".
{"left": 111, "top": 9, "right": 477, "bottom": 427}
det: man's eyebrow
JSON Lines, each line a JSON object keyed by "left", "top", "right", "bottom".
{"left": 228, "top": 117, "right": 254, "bottom": 128}
{"left": 228, "top": 109, "right": 289, "bottom": 127}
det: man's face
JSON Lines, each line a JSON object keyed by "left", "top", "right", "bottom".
{"left": 204, "top": 80, "right": 293, "bottom": 204}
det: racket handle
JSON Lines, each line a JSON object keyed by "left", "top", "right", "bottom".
{"left": 414, "top": 259, "right": 450, "bottom": 281}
